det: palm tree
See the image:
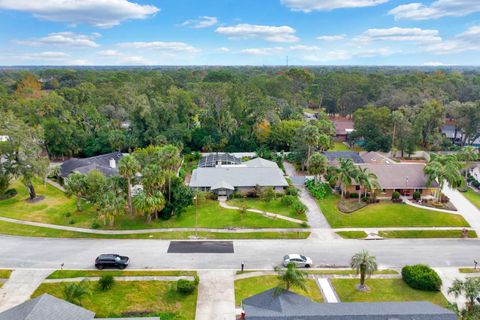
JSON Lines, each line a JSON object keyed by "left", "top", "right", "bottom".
{"left": 331, "top": 159, "right": 357, "bottom": 198}
{"left": 307, "top": 153, "right": 328, "bottom": 182}
{"left": 118, "top": 155, "right": 140, "bottom": 216}
{"left": 98, "top": 191, "right": 125, "bottom": 227}
{"left": 424, "top": 154, "right": 464, "bottom": 201}
{"left": 303, "top": 125, "right": 320, "bottom": 166}
{"left": 63, "top": 279, "right": 91, "bottom": 306}
{"left": 133, "top": 191, "right": 166, "bottom": 223}
{"left": 275, "top": 262, "right": 308, "bottom": 293}
{"left": 458, "top": 146, "right": 478, "bottom": 181}
{"left": 448, "top": 278, "right": 480, "bottom": 312}
{"left": 350, "top": 250, "right": 378, "bottom": 291}
{"left": 158, "top": 145, "right": 181, "bottom": 201}
{"left": 64, "top": 173, "right": 87, "bottom": 211}
{"left": 355, "top": 167, "right": 380, "bottom": 203}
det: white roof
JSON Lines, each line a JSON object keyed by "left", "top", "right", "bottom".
{"left": 190, "top": 166, "right": 288, "bottom": 188}
{"left": 243, "top": 157, "right": 278, "bottom": 168}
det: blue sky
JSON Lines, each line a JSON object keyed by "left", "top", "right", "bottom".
{"left": 1, "top": 0, "right": 480, "bottom": 66}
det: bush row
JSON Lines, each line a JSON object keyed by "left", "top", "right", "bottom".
{"left": 401, "top": 264, "right": 442, "bottom": 291}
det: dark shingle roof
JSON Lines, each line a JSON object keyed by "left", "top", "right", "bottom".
{"left": 243, "top": 289, "right": 456, "bottom": 320}
{"left": 60, "top": 152, "right": 123, "bottom": 177}
{"left": 322, "top": 151, "right": 364, "bottom": 164}
{"left": 0, "top": 294, "right": 95, "bottom": 320}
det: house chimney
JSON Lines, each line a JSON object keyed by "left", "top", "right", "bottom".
{"left": 109, "top": 158, "right": 116, "bottom": 169}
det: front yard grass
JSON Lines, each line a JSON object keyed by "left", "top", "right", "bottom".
{"left": 0, "top": 180, "right": 303, "bottom": 230}
{"left": 336, "top": 231, "right": 368, "bottom": 239}
{"left": 0, "top": 269, "right": 12, "bottom": 279}
{"left": 0, "top": 220, "right": 309, "bottom": 239}
{"left": 317, "top": 194, "right": 469, "bottom": 228}
{"left": 379, "top": 230, "right": 477, "bottom": 238}
{"left": 331, "top": 278, "right": 449, "bottom": 307}
{"left": 228, "top": 198, "right": 307, "bottom": 221}
{"left": 234, "top": 275, "right": 322, "bottom": 306}
{"left": 459, "top": 268, "right": 480, "bottom": 273}
{"left": 32, "top": 280, "right": 197, "bottom": 319}
{"left": 306, "top": 269, "right": 398, "bottom": 275}
{"left": 331, "top": 142, "right": 350, "bottom": 151}
{"left": 463, "top": 188, "right": 480, "bottom": 209}
{"left": 47, "top": 270, "right": 196, "bottom": 279}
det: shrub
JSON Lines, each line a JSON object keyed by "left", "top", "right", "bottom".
{"left": 261, "top": 187, "right": 276, "bottom": 202}
{"left": 286, "top": 186, "right": 299, "bottom": 196}
{"left": 98, "top": 275, "right": 115, "bottom": 291}
{"left": 281, "top": 195, "right": 296, "bottom": 206}
{"left": 392, "top": 191, "right": 401, "bottom": 200}
{"left": 91, "top": 221, "right": 100, "bottom": 229}
{"left": 177, "top": 279, "right": 196, "bottom": 294}
{"left": 413, "top": 191, "right": 421, "bottom": 201}
{"left": 348, "top": 192, "right": 359, "bottom": 199}
{"left": 0, "top": 188, "right": 17, "bottom": 200}
{"left": 305, "top": 180, "right": 331, "bottom": 200}
{"left": 402, "top": 264, "right": 442, "bottom": 291}
{"left": 65, "top": 212, "right": 72, "bottom": 218}
{"left": 292, "top": 201, "right": 307, "bottom": 215}
{"left": 68, "top": 219, "right": 75, "bottom": 224}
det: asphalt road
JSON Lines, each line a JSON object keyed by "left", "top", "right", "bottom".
{"left": 0, "top": 235, "right": 479, "bottom": 270}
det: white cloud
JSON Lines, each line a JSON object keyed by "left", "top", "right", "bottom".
{"left": 15, "top": 32, "right": 100, "bottom": 48}
{"left": 317, "top": 34, "right": 346, "bottom": 41}
{"left": 241, "top": 47, "right": 284, "bottom": 55}
{"left": 0, "top": 0, "right": 159, "bottom": 28}
{"left": 97, "top": 49, "right": 120, "bottom": 56}
{"left": 28, "top": 51, "right": 70, "bottom": 59}
{"left": 180, "top": 16, "right": 218, "bottom": 29}
{"left": 422, "top": 61, "right": 452, "bottom": 66}
{"left": 215, "top": 24, "right": 299, "bottom": 43}
{"left": 218, "top": 47, "right": 230, "bottom": 52}
{"left": 289, "top": 45, "right": 392, "bottom": 61}
{"left": 117, "top": 41, "right": 200, "bottom": 53}
{"left": 389, "top": 0, "right": 480, "bottom": 20}
{"left": 281, "top": 0, "right": 388, "bottom": 12}
{"left": 356, "top": 27, "right": 441, "bottom": 43}
{"left": 424, "top": 25, "right": 480, "bottom": 54}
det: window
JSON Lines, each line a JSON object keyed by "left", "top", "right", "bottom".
{"left": 355, "top": 185, "right": 360, "bottom": 191}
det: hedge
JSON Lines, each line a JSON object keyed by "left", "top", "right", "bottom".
{"left": 402, "top": 264, "right": 442, "bottom": 291}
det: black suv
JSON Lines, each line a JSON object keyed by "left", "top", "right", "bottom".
{"left": 95, "top": 254, "right": 129, "bottom": 270}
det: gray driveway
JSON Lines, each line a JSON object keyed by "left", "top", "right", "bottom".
{"left": 443, "top": 185, "right": 480, "bottom": 234}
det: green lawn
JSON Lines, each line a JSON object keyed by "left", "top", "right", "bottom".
{"left": 0, "top": 269, "right": 12, "bottom": 278}
{"left": 459, "top": 268, "right": 480, "bottom": 273}
{"left": 234, "top": 275, "right": 322, "bottom": 306}
{"left": 32, "top": 281, "right": 197, "bottom": 319}
{"left": 331, "top": 278, "right": 449, "bottom": 307}
{"left": 379, "top": 230, "right": 477, "bottom": 238}
{"left": 463, "top": 188, "right": 480, "bottom": 209}
{"left": 317, "top": 194, "right": 469, "bottom": 228}
{"left": 0, "top": 220, "right": 309, "bottom": 239}
{"left": 331, "top": 142, "right": 350, "bottom": 151}
{"left": 306, "top": 269, "right": 398, "bottom": 275}
{"left": 336, "top": 231, "right": 368, "bottom": 239}
{"left": 47, "top": 270, "right": 196, "bottom": 279}
{"left": 228, "top": 198, "right": 307, "bottom": 221}
{"left": 0, "top": 181, "right": 302, "bottom": 230}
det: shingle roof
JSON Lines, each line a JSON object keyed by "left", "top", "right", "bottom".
{"left": 190, "top": 167, "right": 288, "bottom": 188}
{"left": 243, "top": 289, "right": 456, "bottom": 320}
{"left": 332, "top": 119, "right": 354, "bottom": 136}
{"left": 60, "top": 152, "right": 123, "bottom": 177}
{"left": 358, "top": 163, "right": 438, "bottom": 189}
{"left": 359, "top": 151, "right": 394, "bottom": 164}
{"left": 322, "top": 151, "right": 364, "bottom": 164}
{"left": 243, "top": 158, "right": 278, "bottom": 168}
{"left": 0, "top": 294, "right": 95, "bottom": 320}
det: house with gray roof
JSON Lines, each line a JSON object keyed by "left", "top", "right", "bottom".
{"left": 0, "top": 294, "right": 159, "bottom": 320}
{"left": 59, "top": 152, "right": 123, "bottom": 178}
{"left": 322, "top": 151, "right": 365, "bottom": 165}
{"left": 190, "top": 157, "right": 288, "bottom": 196}
{"left": 242, "top": 288, "right": 456, "bottom": 320}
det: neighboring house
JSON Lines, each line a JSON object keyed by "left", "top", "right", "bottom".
{"left": 0, "top": 294, "right": 159, "bottom": 320}
{"left": 346, "top": 163, "right": 438, "bottom": 199}
{"left": 59, "top": 152, "right": 123, "bottom": 178}
{"left": 189, "top": 156, "right": 288, "bottom": 196}
{"left": 322, "top": 151, "right": 365, "bottom": 165}
{"left": 442, "top": 120, "right": 480, "bottom": 147}
{"left": 242, "top": 289, "right": 456, "bottom": 320}
{"left": 331, "top": 116, "right": 354, "bottom": 142}
{"left": 198, "top": 153, "right": 242, "bottom": 167}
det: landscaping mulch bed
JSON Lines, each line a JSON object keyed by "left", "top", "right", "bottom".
{"left": 337, "top": 200, "right": 367, "bottom": 213}
{"left": 26, "top": 195, "right": 45, "bottom": 203}
{"left": 414, "top": 200, "right": 457, "bottom": 211}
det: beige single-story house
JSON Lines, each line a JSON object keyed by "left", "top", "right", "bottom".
{"left": 346, "top": 162, "right": 438, "bottom": 199}
{"left": 189, "top": 156, "right": 288, "bottom": 196}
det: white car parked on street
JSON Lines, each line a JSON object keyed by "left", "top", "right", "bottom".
{"left": 283, "top": 254, "right": 312, "bottom": 268}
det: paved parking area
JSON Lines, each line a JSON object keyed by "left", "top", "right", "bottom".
{"left": 168, "top": 241, "right": 234, "bottom": 254}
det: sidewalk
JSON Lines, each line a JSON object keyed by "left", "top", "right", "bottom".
{"left": 0, "top": 269, "right": 52, "bottom": 312}
{"left": 196, "top": 270, "right": 235, "bottom": 320}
